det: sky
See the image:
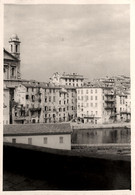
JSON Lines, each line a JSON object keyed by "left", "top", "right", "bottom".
{"left": 4, "top": 4, "right": 130, "bottom": 82}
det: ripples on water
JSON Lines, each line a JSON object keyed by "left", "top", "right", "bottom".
{"left": 72, "top": 128, "right": 131, "bottom": 144}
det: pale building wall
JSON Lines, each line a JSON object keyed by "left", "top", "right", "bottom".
{"left": 116, "top": 94, "right": 131, "bottom": 121}
{"left": 3, "top": 89, "right": 10, "bottom": 124}
{"left": 4, "top": 134, "right": 71, "bottom": 150}
{"left": 14, "top": 84, "right": 26, "bottom": 106}
{"left": 77, "top": 88, "right": 103, "bottom": 124}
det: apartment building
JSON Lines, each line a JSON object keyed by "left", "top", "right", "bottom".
{"left": 50, "top": 72, "right": 85, "bottom": 87}
{"left": 116, "top": 91, "right": 131, "bottom": 122}
{"left": 13, "top": 83, "right": 77, "bottom": 124}
{"left": 77, "top": 86, "right": 116, "bottom": 124}
{"left": 13, "top": 83, "right": 44, "bottom": 124}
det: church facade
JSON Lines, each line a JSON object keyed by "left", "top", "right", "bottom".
{"left": 3, "top": 34, "right": 22, "bottom": 124}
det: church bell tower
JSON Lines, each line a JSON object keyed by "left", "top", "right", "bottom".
{"left": 9, "top": 34, "right": 20, "bottom": 59}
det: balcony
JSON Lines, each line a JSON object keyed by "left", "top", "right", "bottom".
{"left": 84, "top": 114, "right": 95, "bottom": 119}
{"left": 29, "top": 107, "right": 41, "bottom": 112}
{"left": 105, "top": 93, "right": 114, "bottom": 96}
{"left": 10, "top": 75, "right": 16, "bottom": 79}
{"left": 105, "top": 99, "right": 115, "bottom": 103}
{"left": 120, "top": 111, "right": 131, "bottom": 115}
{"left": 104, "top": 105, "right": 114, "bottom": 110}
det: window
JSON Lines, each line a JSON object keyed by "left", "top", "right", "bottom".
{"left": 16, "top": 45, "right": 18, "bottom": 52}
{"left": 95, "top": 103, "right": 97, "bottom": 107}
{"left": 49, "top": 96, "right": 51, "bottom": 102}
{"left": 45, "top": 97, "right": 47, "bottom": 102}
{"left": 11, "top": 67, "right": 15, "bottom": 76}
{"left": 32, "top": 95, "right": 35, "bottom": 102}
{"left": 53, "top": 96, "right": 55, "bottom": 102}
{"left": 28, "top": 138, "right": 32, "bottom": 145}
{"left": 86, "top": 96, "right": 89, "bottom": 101}
{"left": 26, "top": 95, "right": 29, "bottom": 100}
{"left": 95, "top": 89, "right": 97, "bottom": 93}
{"left": 95, "top": 96, "right": 97, "bottom": 100}
{"left": 96, "top": 111, "right": 98, "bottom": 115}
{"left": 12, "top": 138, "right": 16, "bottom": 143}
{"left": 59, "top": 137, "right": 63, "bottom": 143}
{"left": 11, "top": 45, "right": 13, "bottom": 52}
{"left": 91, "top": 96, "right": 93, "bottom": 100}
{"left": 81, "top": 90, "right": 83, "bottom": 94}
{"left": 44, "top": 137, "right": 47, "bottom": 144}
{"left": 86, "top": 90, "right": 88, "bottom": 94}
{"left": 59, "top": 100, "right": 61, "bottom": 105}
{"left": 91, "top": 89, "right": 93, "bottom": 94}
{"left": 91, "top": 103, "right": 93, "bottom": 107}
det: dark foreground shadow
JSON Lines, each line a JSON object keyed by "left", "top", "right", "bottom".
{"left": 3, "top": 144, "right": 131, "bottom": 191}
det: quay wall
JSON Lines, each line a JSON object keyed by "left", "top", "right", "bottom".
{"left": 71, "top": 122, "right": 130, "bottom": 130}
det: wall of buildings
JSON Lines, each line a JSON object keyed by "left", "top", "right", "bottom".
{"left": 4, "top": 134, "right": 71, "bottom": 150}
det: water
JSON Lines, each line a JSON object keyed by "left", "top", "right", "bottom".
{"left": 72, "top": 128, "right": 131, "bottom": 144}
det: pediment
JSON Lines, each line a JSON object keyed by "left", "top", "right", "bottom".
{"left": 4, "top": 49, "right": 18, "bottom": 61}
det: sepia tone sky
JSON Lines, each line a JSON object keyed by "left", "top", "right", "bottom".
{"left": 4, "top": 4, "right": 130, "bottom": 82}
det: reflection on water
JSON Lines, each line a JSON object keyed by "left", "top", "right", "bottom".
{"left": 72, "top": 128, "right": 131, "bottom": 144}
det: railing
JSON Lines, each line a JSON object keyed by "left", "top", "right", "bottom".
{"left": 104, "top": 105, "right": 114, "bottom": 109}
{"left": 105, "top": 99, "right": 115, "bottom": 102}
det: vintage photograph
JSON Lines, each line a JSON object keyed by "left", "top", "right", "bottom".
{"left": 3, "top": 3, "right": 131, "bottom": 191}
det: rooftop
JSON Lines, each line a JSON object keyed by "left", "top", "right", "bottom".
{"left": 4, "top": 123, "right": 72, "bottom": 136}
{"left": 61, "top": 73, "right": 84, "bottom": 79}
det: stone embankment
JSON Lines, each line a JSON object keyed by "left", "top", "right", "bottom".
{"left": 71, "top": 122, "right": 130, "bottom": 130}
{"left": 72, "top": 143, "right": 131, "bottom": 158}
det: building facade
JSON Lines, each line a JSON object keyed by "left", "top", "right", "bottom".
{"left": 50, "top": 72, "right": 85, "bottom": 87}
{"left": 116, "top": 91, "right": 131, "bottom": 122}
{"left": 12, "top": 83, "right": 77, "bottom": 124}
{"left": 3, "top": 34, "right": 21, "bottom": 124}
{"left": 77, "top": 86, "right": 116, "bottom": 124}
{"left": 4, "top": 123, "right": 72, "bottom": 150}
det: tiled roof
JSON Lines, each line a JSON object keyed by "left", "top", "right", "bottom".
{"left": 4, "top": 123, "right": 72, "bottom": 136}
{"left": 61, "top": 73, "right": 84, "bottom": 79}
{"left": 22, "top": 83, "right": 39, "bottom": 88}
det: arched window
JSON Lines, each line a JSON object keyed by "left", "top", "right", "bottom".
{"left": 11, "top": 67, "right": 14, "bottom": 76}
{"left": 16, "top": 45, "right": 18, "bottom": 52}
{"left": 11, "top": 45, "right": 13, "bottom": 52}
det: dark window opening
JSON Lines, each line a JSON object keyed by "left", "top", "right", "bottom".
{"left": 12, "top": 138, "right": 16, "bottom": 143}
